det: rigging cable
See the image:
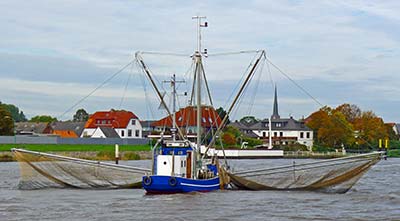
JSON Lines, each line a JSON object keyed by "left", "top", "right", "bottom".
{"left": 58, "top": 59, "right": 134, "bottom": 120}
{"left": 119, "top": 63, "right": 134, "bottom": 109}
{"left": 264, "top": 55, "right": 375, "bottom": 148}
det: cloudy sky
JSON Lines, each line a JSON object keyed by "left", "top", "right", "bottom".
{"left": 1, "top": 0, "right": 399, "bottom": 122}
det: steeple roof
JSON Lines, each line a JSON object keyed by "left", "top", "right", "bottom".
{"left": 271, "top": 85, "right": 280, "bottom": 119}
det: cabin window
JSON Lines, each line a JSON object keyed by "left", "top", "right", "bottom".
{"left": 135, "top": 130, "right": 140, "bottom": 137}
{"left": 131, "top": 119, "right": 136, "bottom": 125}
{"left": 306, "top": 132, "right": 310, "bottom": 138}
{"left": 280, "top": 132, "right": 283, "bottom": 137}
{"left": 121, "top": 130, "right": 125, "bottom": 137}
{"left": 128, "top": 129, "right": 132, "bottom": 137}
{"left": 300, "top": 132, "right": 304, "bottom": 138}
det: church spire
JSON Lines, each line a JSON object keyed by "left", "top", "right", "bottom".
{"left": 271, "top": 84, "right": 280, "bottom": 119}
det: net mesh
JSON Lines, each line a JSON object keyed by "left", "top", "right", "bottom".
{"left": 228, "top": 152, "right": 382, "bottom": 193}
{"left": 13, "top": 150, "right": 149, "bottom": 190}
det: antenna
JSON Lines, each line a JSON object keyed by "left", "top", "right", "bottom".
{"left": 192, "top": 15, "right": 207, "bottom": 54}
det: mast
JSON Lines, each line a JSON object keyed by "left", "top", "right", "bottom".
{"left": 171, "top": 74, "right": 177, "bottom": 141}
{"left": 192, "top": 16, "right": 207, "bottom": 177}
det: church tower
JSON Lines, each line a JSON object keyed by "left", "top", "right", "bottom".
{"left": 271, "top": 85, "right": 280, "bottom": 120}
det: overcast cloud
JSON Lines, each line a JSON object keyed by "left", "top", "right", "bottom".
{"left": 0, "top": 0, "right": 399, "bottom": 122}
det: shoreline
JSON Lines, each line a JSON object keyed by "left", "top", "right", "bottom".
{"left": 1, "top": 150, "right": 397, "bottom": 162}
{"left": 0, "top": 150, "right": 152, "bottom": 162}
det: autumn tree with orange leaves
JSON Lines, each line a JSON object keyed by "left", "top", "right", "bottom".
{"left": 306, "top": 103, "right": 388, "bottom": 149}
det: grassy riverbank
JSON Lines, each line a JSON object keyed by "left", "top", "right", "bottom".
{"left": 0, "top": 144, "right": 152, "bottom": 162}
{"left": 0, "top": 144, "right": 151, "bottom": 152}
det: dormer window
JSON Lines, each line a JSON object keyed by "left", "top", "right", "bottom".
{"left": 276, "top": 123, "right": 282, "bottom": 127}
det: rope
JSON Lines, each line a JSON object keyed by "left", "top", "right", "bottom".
{"left": 119, "top": 63, "right": 134, "bottom": 109}
{"left": 58, "top": 59, "right": 134, "bottom": 119}
{"left": 139, "top": 51, "right": 190, "bottom": 57}
{"left": 207, "top": 50, "right": 261, "bottom": 57}
{"left": 264, "top": 55, "right": 375, "bottom": 148}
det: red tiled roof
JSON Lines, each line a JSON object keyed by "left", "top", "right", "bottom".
{"left": 151, "top": 106, "right": 222, "bottom": 128}
{"left": 84, "top": 110, "right": 138, "bottom": 129}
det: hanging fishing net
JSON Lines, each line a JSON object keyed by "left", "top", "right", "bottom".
{"left": 227, "top": 152, "right": 382, "bottom": 193}
{"left": 12, "top": 149, "right": 150, "bottom": 190}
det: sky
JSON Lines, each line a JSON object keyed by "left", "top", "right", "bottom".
{"left": 1, "top": 0, "right": 400, "bottom": 122}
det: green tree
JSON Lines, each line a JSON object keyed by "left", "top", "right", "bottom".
{"left": 0, "top": 102, "right": 27, "bottom": 122}
{"left": 30, "top": 115, "right": 58, "bottom": 123}
{"left": 0, "top": 106, "right": 14, "bottom": 135}
{"left": 73, "top": 108, "right": 89, "bottom": 122}
{"left": 239, "top": 116, "right": 257, "bottom": 124}
{"left": 216, "top": 107, "right": 230, "bottom": 124}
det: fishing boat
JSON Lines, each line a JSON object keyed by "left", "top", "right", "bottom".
{"left": 10, "top": 16, "right": 385, "bottom": 194}
{"left": 137, "top": 16, "right": 225, "bottom": 194}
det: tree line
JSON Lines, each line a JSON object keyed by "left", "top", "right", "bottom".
{"left": 0, "top": 101, "right": 90, "bottom": 135}
{"left": 306, "top": 103, "right": 397, "bottom": 149}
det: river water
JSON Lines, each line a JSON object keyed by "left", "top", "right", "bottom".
{"left": 1, "top": 158, "right": 399, "bottom": 221}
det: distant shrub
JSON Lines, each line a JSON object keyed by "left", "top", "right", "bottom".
{"left": 283, "top": 143, "right": 308, "bottom": 151}
{"left": 96, "top": 151, "right": 114, "bottom": 160}
{"left": 222, "top": 133, "right": 236, "bottom": 145}
{"left": 242, "top": 136, "right": 263, "bottom": 147}
{"left": 312, "top": 145, "right": 335, "bottom": 152}
{"left": 123, "top": 152, "right": 141, "bottom": 160}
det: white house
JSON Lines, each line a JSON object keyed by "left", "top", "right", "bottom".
{"left": 81, "top": 110, "right": 142, "bottom": 138}
{"left": 229, "top": 86, "right": 314, "bottom": 149}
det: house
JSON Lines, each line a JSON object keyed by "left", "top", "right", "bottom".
{"left": 229, "top": 86, "right": 314, "bottom": 149}
{"left": 49, "top": 121, "right": 85, "bottom": 138}
{"left": 15, "top": 122, "right": 51, "bottom": 135}
{"left": 151, "top": 105, "right": 222, "bottom": 135}
{"left": 91, "top": 127, "right": 120, "bottom": 138}
{"left": 81, "top": 110, "right": 142, "bottom": 138}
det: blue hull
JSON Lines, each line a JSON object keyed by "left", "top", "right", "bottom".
{"left": 142, "top": 175, "right": 220, "bottom": 194}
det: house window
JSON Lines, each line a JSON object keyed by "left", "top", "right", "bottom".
{"left": 102, "top": 120, "right": 106, "bottom": 124}
{"left": 306, "top": 132, "right": 310, "bottom": 138}
{"left": 128, "top": 129, "right": 132, "bottom": 137}
{"left": 121, "top": 130, "right": 125, "bottom": 137}
{"left": 96, "top": 120, "right": 100, "bottom": 124}
{"left": 202, "top": 117, "right": 206, "bottom": 123}
{"left": 209, "top": 117, "right": 213, "bottom": 123}
{"left": 280, "top": 132, "right": 283, "bottom": 137}
{"left": 135, "top": 130, "right": 140, "bottom": 137}
{"left": 263, "top": 132, "right": 266, "bottom": 137}
{"left": 300, "top": 132, "right": 304, "bottom": 138}
{"left": 276, "top": 123, "right": 281, "bottom": 127}
{"left": 274, "top": 132, "right": 277, "bottom": 137}
{"left": 131, "top": 119, "right": 136, "bottom": 125}
{"left": 178, "top": 116, "right": 182, "bottom": 121}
